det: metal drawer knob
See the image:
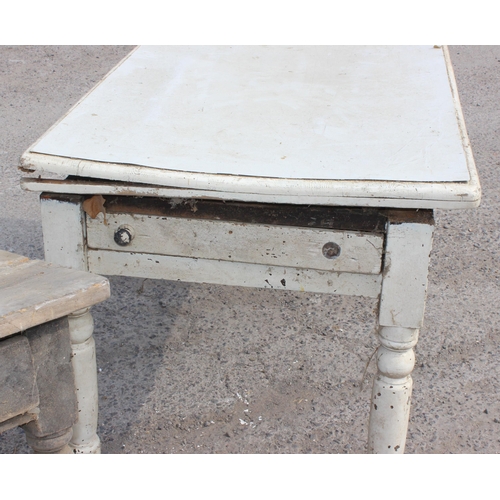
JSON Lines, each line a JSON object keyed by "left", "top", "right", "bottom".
{"left": 322, "top": 242, "right": 341, "bottom": 259}
{"left": 114, "top": 226, "right": 134, "bottom": 246}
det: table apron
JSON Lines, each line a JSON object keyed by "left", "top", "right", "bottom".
{"left": 87, "top": 249, "right": 382, "bottom": 298}
{"left": 86, "top": 212, "right": 384, "bottom": 275}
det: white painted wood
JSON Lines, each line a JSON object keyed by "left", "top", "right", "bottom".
{"left": 19, "top": 45, "right": 481, "bottom": 209}
{"left": 88, "top": 249, "right": 382, "bottom": 298}
{"left": 368, "top": 219, "right": 434, "bottom": 453}
{"left": 378, "top": 221, "right": 434, "bottom": 328}
{"left": 40, "top": 196, "right": 87, "bottom": 270}
{"left": 67, "top": 309, "right": 100, "bottom": 454}
{"left": 39, "top": 197, "right": 102, "bottom": 454}
{"left": 0, "top": 251, "right": 110, "bottom": 338}
{"left": 26, "top": 46, "right": 469, "bottom": 183}
{"left": 86, "top": 212, "right": 383, "bottom": 274}
{"left": 21, "top": 176, "right": 481, "bottom": 209}
{"left": 368, "top": 326, "right": 418, "bottom": 454}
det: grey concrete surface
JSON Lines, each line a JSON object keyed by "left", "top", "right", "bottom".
{"left": 0, "top": 45, "right": 499, "bottom": 454}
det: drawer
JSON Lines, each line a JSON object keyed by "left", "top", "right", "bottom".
{"left": 86, "top": 212, "right": 383, "bottom": 275}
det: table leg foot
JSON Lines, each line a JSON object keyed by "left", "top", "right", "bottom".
{"left": 68, "top": 308, "right": 101, "bottom": 454}
{"left": 24, "top": 427, "right": 74, "bottom": 454}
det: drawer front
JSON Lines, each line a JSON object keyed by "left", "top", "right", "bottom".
{"left": 86, "top": 213, "right": 383, "bottom": 274}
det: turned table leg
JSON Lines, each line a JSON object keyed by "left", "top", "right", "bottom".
{"left": 68, "top": 308, "right": 101, "bottom": 453}
{"left": 40, "top": 194, "right": 101, "bottom": 453}
{"left": 24, "top": 427, "right": 75, "bottom": 454}
{"left": 368, "top": 326, "right": 418, "bottom": 452}
{"left": 368, "top": 211, "right": 434, "bottom": 453}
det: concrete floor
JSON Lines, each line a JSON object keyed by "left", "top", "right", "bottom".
{"left": 0, "top": 45, "right": 499, "bottom": 454}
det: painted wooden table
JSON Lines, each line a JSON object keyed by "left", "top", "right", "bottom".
{"left": 0, "top": 251, "right": 109, "bottom": 453}
{"left": 20, "top": 46, "right": 481, "bottom": 453}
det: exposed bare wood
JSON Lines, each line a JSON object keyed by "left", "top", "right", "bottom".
{"left": 0, "top": 251, "right": 110, "bottom": 338}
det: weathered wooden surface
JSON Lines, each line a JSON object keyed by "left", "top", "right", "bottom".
{"left": 0, "top": 250, "right": 109, "bottom": 453}
{"left": 368, "top": 218, "right": 435, "bottom": 453}
{"left": 379, "top": 217, "right": 435, "bottom": 328}
{"left": 87, "top": 212, "right": 384, "bottom": 274}
{"left": 37, "top": 192, "right": 441, "bottom": 453}
{"left": 0, "top": 250, "right": 110, "bottom": 338}
{"left": 102, "top": 196, "right": 389, "bottom": 233}
{"left": 22, "top": 318, "right": 77, "bottom": 440}
{"left": 88, "top": 249, "right": 383, "bottom": 298}
{"left": 0, "top": 319, "right": 77, "bottom": 452}
{"left": 0, "top": 335, "right": 38, "bottom": 423}
{"left": 0, "top": 411, "right": 39, "bottom": 434}
{"left": 39, "top": 195, "right": 87, "bottom": 270}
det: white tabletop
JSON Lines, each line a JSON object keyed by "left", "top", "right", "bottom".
{"left": 21, "top": 46, "right": 480, "bottom": 208}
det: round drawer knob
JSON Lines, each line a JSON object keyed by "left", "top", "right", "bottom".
{"left": 114, "top": 226, "right": 134, "bottom": 246}
{"left": 322, "top": 242, "right": 341, "bottom": 259}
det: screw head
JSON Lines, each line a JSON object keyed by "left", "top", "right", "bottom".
{"left": 322, "top": 242, "right": 341, "bottom": 259}
{"left": 114, "top": 226, "right": 133, "bottom": 246}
